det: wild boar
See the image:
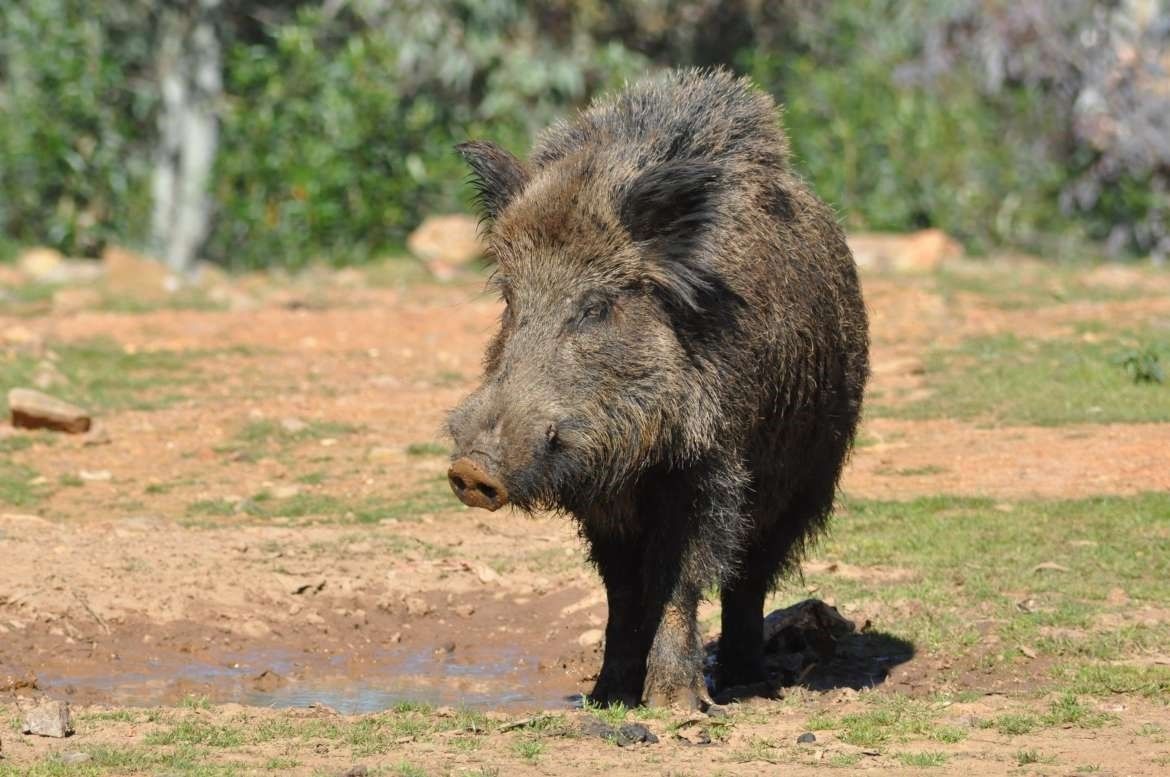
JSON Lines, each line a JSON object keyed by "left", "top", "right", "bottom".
{"left": 447, "top": 68, "right": 869, "bottom": 708}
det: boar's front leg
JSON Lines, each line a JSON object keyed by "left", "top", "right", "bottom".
{"left": 640, "top": 458, "right": 747, "bottom": 709}
{"left": 641, "top": 575, "right": 707, "bottom": 709}
{"left": 585, "top": 529, "right": 652, "bottom": 707}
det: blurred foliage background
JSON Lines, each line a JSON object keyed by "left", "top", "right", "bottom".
{"left": 1, "top": 0, "right": 1168, "bottom": 270}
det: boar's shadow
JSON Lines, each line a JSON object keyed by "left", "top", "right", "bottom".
{"left": 706, "top": 598, "right": 915, "bottom": 702}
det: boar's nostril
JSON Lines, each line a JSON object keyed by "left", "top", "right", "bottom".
{"left": 448, "top": 457, "right": 509, "bottom": 512}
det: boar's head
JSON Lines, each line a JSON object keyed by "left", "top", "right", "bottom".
{"left": 446, "top": 140, "right": 736, "bottom": 514}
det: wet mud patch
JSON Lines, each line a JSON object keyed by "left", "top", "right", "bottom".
{"left": 1, "top": 586, "right": 603, "bottom": 714}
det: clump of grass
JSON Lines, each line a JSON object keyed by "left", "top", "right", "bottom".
{"left": 513, "top": 740, "right": 544, "bottom": 761}
{"left": 1016, "top": 749, "right": 1056, "bottom": 765}
{"left": 1042, "top": 693, "right": 1116, "bottom": 729}
{"left": 0, "top": 461, "right": 45, "bottom": 507}
{"left": 1117, "top": 347, "right": 1165, "bottom": 384}
{"left": 986, "top": 713, "right": 1039, "bottom": 736}
{"left": 897, "top": 751, "right": 949, "bottom": 768}
{"left": 187, "top": 498, "right": 237, "bottom": 517}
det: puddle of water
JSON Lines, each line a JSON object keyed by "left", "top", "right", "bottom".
{"left": 38, "top": 644, "right": 570, "bottom": 714}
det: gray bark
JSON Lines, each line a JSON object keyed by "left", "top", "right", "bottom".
{"left": 150, "top": 0, "right": 223, "bottom": 274}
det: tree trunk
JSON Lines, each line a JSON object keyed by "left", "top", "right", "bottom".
{"left": 151, "top": 0, "right": 223, "bottom": 274}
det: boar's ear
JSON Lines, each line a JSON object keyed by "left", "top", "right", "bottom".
{"left": 620, "top": 159, "right": 725, "bottom": 313}
{"left": 456, "top": 140, "right": 530, "bottom": 222}
{"left": 620, "top": 159, "right": 721, "bottom": 244}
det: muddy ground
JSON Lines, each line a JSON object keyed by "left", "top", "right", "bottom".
{"left": 1, "top": 257, "right": 1168, "bottom": 775}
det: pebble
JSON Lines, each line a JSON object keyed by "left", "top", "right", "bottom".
{"left": 404, "top": 597, "right": 433, "bottom": 617}
{"left": 280, "top": 417, "right": 308, "bottom": 434}
{"left": 577, "top": 629, "right": 604, "bottom": 648}
{"left": 797, "top": 731, "right": 817, "bottom": 744}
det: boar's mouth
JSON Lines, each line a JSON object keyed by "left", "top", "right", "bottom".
{"left": 447, "top": 456, "right": 510, "bottom": 511}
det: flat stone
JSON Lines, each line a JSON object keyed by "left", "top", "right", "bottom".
{"left": 60, "top": 752, "right": 92, "bottom": 765}
{"left": 8, "top": 388, "right": 91, "bottom": 434}
{"left": 577, "top": 628, "right": 604, "bottom": 648}
{"left": 21, "top": 699, "right": 73, "bottom": 737}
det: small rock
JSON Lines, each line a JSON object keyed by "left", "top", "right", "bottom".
{"left": 577, "top": 629, "right": 604, "bottom": 648}
{"left": 236, "top": 620, "right": 271, "bottom": 639}
{"left": 579, "top": 718, "right": 616, "bottom": 739}
{"left": 674, "top": 723, "right": 711, "bottom": 745}
{"left": 17, "top": 247, "right": 65, "bottom": 280}
{"left": 366, "top": 446, "right": 397, "bottom": 463}
{"left": 79, "top": 469, "right": 112, "bottom": 482}
{"left": 453, "top": 604, "right": 476, "bottom": 618}
{"left": 101, "top": 245, "right": 171, "bottom": 299}
{"left": 271, "top": 484, "right": 300, "bottom": 499}
{"left": 797, "top": 731, "right": 817, "bottom": 744}
{"left": 616, "top": 722, "right": 658, "bottom": 746}
{"left": 82, "top": 424, "right": 112, "bottom": 446}
{"left": 474, "top": 564, "right": 501, "bottom": 584}
{"left": 404, "top": 597, "right": 433, "bottom": 617}
{"left": 338, "top": 767, "right": 368, "bottom": 777}
{"left": 3, "top": 325, "right": 41, "bottom": 347}
{"left": 280, "top": 417, "right": 308, "bottom": 434}
{"left": 21, "top": 699, "right": 73, "bottom": 738}
{"left": 8, "top": 388, "right": 91, "bottom": 434}
{"left": 60, "top": 751, "right": 92, "bottom": 765}
{"left": 407, "top": 214, "right": 484, "bottom": 280}
{"left": 252, "top": 670, "right": 286, "bottom": 692}
{"left": 848, "top": 229, "right": 962, "bottom": 273}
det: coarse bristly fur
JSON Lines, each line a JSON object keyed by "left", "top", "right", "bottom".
{"left": 447, "top": 68, "right": 869, "bottom": 709}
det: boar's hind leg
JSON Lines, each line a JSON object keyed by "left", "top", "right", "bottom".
{"left": 716, "top": 571, "right": 770, "bottom": 691}
{"left": 718, "top": 479, "right": 840, "bottom": 691}
{"left": 585, "top": 532, "right": 651, "bottom": 707}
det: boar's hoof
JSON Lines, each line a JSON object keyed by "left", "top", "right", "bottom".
{"left": 643, "top": 679, "right": 709, "bottom": 711}
{"left": 448, "top": 457, "right": 509, "bottom": 511}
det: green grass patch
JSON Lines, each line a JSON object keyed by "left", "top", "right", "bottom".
{"left": 0, "top": 460, "right": 47, "bottom": 507}
{"left": 406, "top": 441, "right": 448, "bottom": 457}
{"left": 806, "top": 695, "right": 966, "bottom": 748}
{"left": 808, "top": 492, "right": 1170, "bottom": 703}
{"left": 931, "top": 265, "right": 1156, "bottom": 312}
{"left": 0, "top": 337, "right": 217, "bottom": 413}
{"left": 214, "top": 418, "right": 363, "bottom": 461}
{"left": 144, "top": 719, "right": 247, "bottom": 747}
{"left": 874, "top": 332, "right": 1170, "bottom": 425}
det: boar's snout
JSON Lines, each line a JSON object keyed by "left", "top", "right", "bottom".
{"left": 448, "top": 457, "right": 509, "bottom": 511}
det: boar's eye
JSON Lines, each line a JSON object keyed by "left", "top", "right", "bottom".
{"left": 574, "top": 295, "right": 612, "bottom": 332}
